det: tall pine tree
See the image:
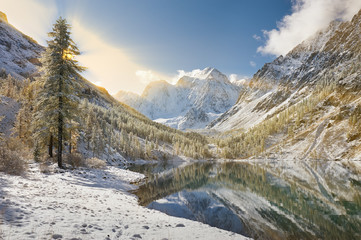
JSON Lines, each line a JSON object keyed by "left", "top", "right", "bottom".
{"left": 33, "top": 17, "right": 85, "bottom": 168}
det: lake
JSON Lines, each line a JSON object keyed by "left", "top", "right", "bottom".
{"left": 128, "top": 160, "right": 361, "bottom": 239}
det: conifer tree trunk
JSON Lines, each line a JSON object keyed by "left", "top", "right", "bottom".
{"left": 58, "top": 78, "right": 63, "bottom": 168}
{"left": 58, "top": 118, "right": 63, "bottom": 167}
{"left": 49, "top": 134, "right": 53, "bottom": 157}
{"left": 69, "top": 129, "right": 72, "bottom": 154}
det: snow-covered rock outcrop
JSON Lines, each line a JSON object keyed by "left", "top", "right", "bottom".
{"left": 0, "top": 14, "right": 43, "bottom": 79}
{"left": 115, "top": 67, "right": 242, "bottom": 130}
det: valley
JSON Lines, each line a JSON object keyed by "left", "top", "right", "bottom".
{"left": 1, "top": 4, "right": 361, "bottom": 240}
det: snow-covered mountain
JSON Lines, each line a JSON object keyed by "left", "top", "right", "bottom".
{"left": 209, "top": 9, "right": 361, "bottom": 160}
{"left": 115, "top": 67, "right": 242, "bottom": 130}
{"left": 0, "top": 11, "right": 43, "bottom": 79}
{"left": 208, "top": 20, "right": 344, "bottom": 131}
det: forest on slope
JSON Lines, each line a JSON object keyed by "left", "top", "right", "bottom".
{"left": 0, "top": 15, "right": 211, "bottom": 174}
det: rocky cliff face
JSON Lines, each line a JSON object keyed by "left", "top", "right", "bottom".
{"left": 0, "top": 13, "right": 43, "bottom": 79}
{"left": 115, "top": 67, "right": 243, "bottom": 130}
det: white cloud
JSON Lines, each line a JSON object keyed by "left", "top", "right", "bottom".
{"left": 170, "top": 69, "right": 199, "bottom": 84}
{"left": 2, "top": 0, "right": 57, "bottom": 45}
{"left": 229, "top": 74, "right": 240, "bottom": 83}
{"left": 135, "top": 70, "right": 164, "bottom": 85}
{"left": 253, "top": 34, "right": 261, "bottom": 41}
{"left": 258, "top": 0, "right": 361, "bottom": 56}
{"left": 229, "top": 74, "right": 249, "bottom": 82}
{"left": 172, "top": 68, "right": 224, "bottom": 83}
{"left": 250, "top": 61, "right": 256, "bottom": 67}
{"left": 174, "top": 69, "right": 201, "bottom": 78}
{"left": 229, "top": 74, "right": 250, "bottom": 85}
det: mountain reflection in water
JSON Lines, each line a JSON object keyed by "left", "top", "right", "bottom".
{"left": 129, "top": 161, "right": 361, "bottom": 240}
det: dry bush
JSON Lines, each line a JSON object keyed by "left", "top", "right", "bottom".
{"left": 65, "top": 153, "right": 84, "bottom": 168}
{"left": 4, "top": 138, "right": 32, "bottom": 160}
{"left": 64, "top": 153, "right": 106, "bottom": 169}
{"left": 85, "top": 157, "right": 106, "bottom": 169}
{"left": 39, "top": 161, "right": 51, "bottom": 174}
{"left": 0, "top": 146, "right": 26, "bottom": 175}
{"left": 5, "top": 138, "right": 20, "bottom": 152}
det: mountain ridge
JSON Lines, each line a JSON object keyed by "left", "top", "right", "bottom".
{"left": 115, "top": 67, "right": 243, "bottom": 130}
{"left": 209, "top": 9, "right": 361, "bottom": 160}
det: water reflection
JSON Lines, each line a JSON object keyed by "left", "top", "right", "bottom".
{"left": 131, "top": 161, "right": 361, "bottom": 240}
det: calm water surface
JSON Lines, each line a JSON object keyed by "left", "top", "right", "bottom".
{"left": 128, "top": 161, "right": 361, "bottom": 240}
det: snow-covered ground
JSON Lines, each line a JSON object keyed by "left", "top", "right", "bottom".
{"left": 0, "top": 163, "right": 249, "bottom": 240}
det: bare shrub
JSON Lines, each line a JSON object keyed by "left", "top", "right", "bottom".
{"left": 63, "top": 154, "right": 106, "bottom": 169}
{"left": 0, "top": 146, "right": 26, "bottom": 175}
{"left": 65, "top": 153, "right": 84, "bottom": 168}
{"left": 85, "top": 157, "right": 106, "bottom": 169}
{"left": 5, "top": 137, "right": 23, "bottom": 152}
{"left": 39, "top": 161, "right": 51, "bottom": 174}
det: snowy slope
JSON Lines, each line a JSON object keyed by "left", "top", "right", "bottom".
{"left": 115, "top": 67, "right": 242, "bottom": 130}
{"left": 209, "top": 20, "right": 343, "bottom": 132}
{"left": 0, "top": 162, "right": 249, "bottom": 240}
{"left": 0, "top": 12, "right": 43, "bottom": 79}
{"left": 210, "top": 9, "right": 361, "bottom": 132}
{"left": 208, "top": 9, "right": 361, "bottom": 160}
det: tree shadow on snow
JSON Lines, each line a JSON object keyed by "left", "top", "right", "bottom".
{"left": 0, "top": 177, "right": 30, "bottom": 227}
{"left": 65, "top": 167, "right": 137, "bottom": 193}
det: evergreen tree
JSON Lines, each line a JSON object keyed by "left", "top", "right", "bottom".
{"left": 33, "top": 17, "right": 85, "bottom": 168}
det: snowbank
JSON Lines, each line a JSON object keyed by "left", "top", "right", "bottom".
{"left": 0, "top": 163, "right": 249, "bottom": 239}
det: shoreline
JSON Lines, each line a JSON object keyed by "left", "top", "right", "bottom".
{"left": 0, "top": 162, "right": 249, "bottom": 240}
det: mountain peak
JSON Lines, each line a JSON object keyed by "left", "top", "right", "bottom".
{"left": 195, "top": 67, "right": 223, "bottom": 80}
{"left": 188, "top": 67, "right": 230, "bottom": 83}
{"left": 204, "top": 67, "right": 229, "bottom": 83}
{"left": 0, "top": 11, "right": 8, "bottom": 23}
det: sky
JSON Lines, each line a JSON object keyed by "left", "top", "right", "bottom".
{"left": 2, "top": 0, "right": 361, "bottom": 95}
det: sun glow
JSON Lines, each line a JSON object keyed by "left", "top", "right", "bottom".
{"left": 3, "top": 0, "right": 172, "bottom": 95}
{"left": 70, "top": 20, "right": 171, "bottom": 95}
{"left": 62, "top": 49, "right": 73, "bottom": 60}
